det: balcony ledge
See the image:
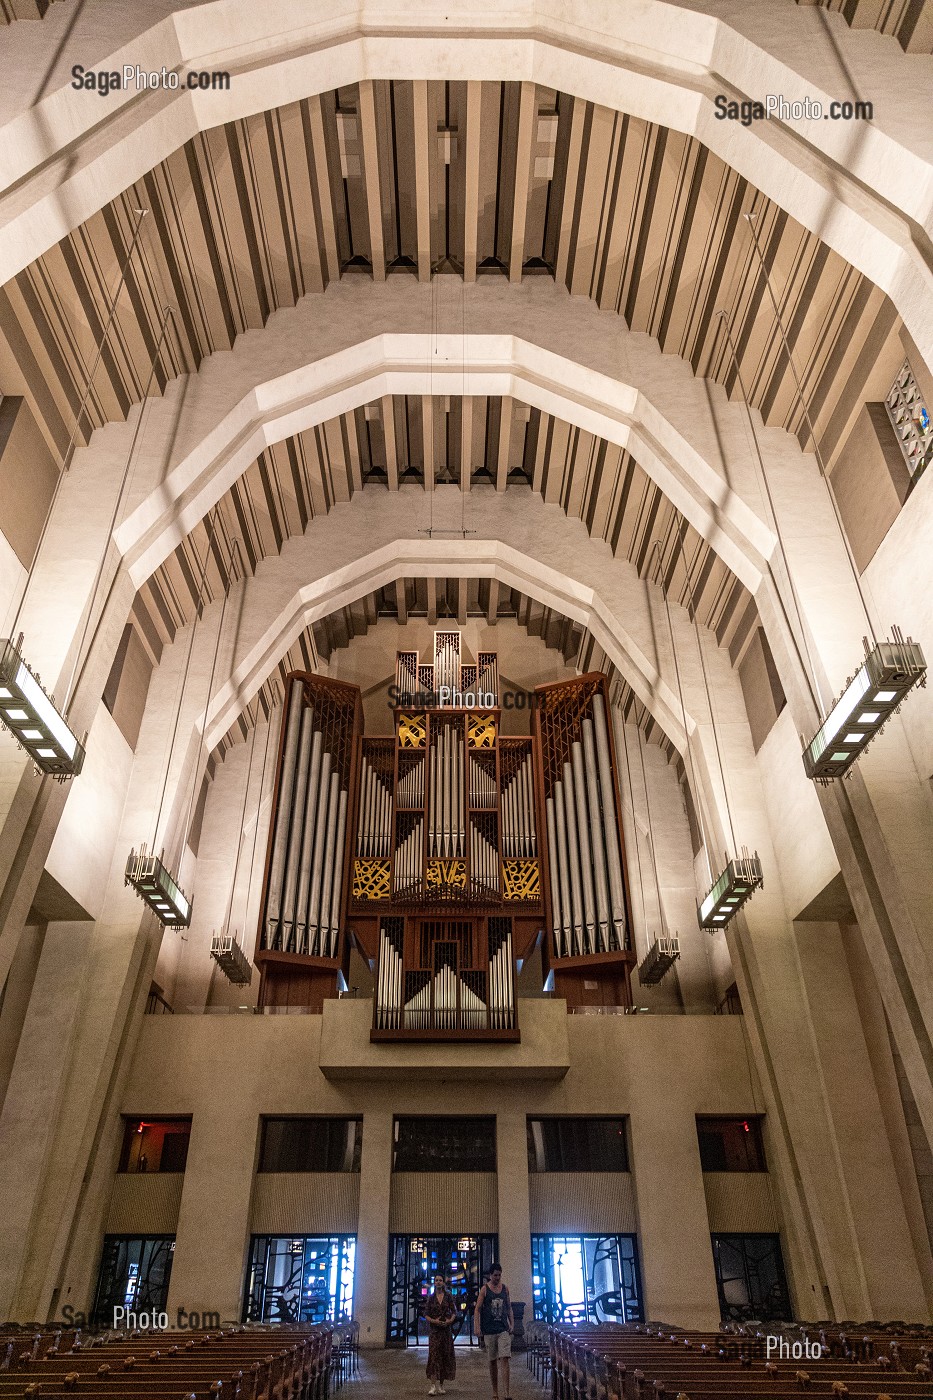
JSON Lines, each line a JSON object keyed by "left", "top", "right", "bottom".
{"left": 319, "top": 997, "right": 569, "bottom": 1080}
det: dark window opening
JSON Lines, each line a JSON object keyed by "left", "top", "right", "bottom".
{"left": 393, "top": 1116, "right": 496, "bottom": 1172}
{"left": 118, "top": 1118, "right": 191, "bottom": 1173}
{"left": 527, "top": 1117, "right": 630, "bottom": 1172}
{"left": 259, "top": 1117, "right": 362, "bottom": 1172}
{"left": 531, "top": 1234, "right": 643, "bottom": 1324}
{"left": 711, "top": 1233, "right": 792, "bottom": 1323}
{"left": 697, "top": 1116, "right": 766, "bottom": 1172}
{"left": 92, "top": 1235, "right": 174, "bottom": 1324}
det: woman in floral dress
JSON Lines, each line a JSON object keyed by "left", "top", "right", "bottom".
{"left": 424, "top": 1272, "right": 458, "bottom": 1394}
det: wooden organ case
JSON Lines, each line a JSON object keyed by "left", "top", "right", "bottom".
{"left": 533, "top": 675, "right": 636, "bottom": 1008}
{"left": 254, "top": 640, "right": 633, "bottom": 1026}
{"left": 255, "top": 674, "right": 363, "bottom": 1009}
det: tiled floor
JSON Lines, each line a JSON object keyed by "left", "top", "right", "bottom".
{"left": 348, "top": 1345, "right": 543, "bottom": 1399}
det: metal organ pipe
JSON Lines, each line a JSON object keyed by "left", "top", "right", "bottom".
{"left": 545, "top": 797, "right": 565, "bottom": 956}
{"left": 305, "top": 750, "right": 332, "bottom": 950}
{"left": 571, "top": 740, "right": 598, "bottom": 952}
{"left": 582, "top": 719, "right": 611, "bottom": 952}
{"left": 562, "top": 759, "right": 585, "bottom": 953}
{"left": 295, "top": 730, "right": 324, "bottom": 952}
{"left": 592, "top": 693, "right": 627, "bottom": 947}
{"left": 553, "top": 778, "right": 575, "bottom": 955}
{"left": 316, "top": 770, "right": 340, "bottom": 955}
{"left": 326, "top": 788, "right": 348, "bottom": 956}
{"left": 281, "top": 707, "right": 314, "bottom": 950}
{"left": 359, "top": 759, "right": 372, "bottom": 857}
{"left": 265, "top": 679, "right": 303, "bottom": 942}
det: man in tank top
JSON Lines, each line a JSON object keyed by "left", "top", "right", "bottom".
{"left": 473, "top": 1262, "right": 514, "bottom": 1400}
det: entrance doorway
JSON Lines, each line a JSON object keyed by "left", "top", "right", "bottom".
{"left": 387, "top": 1233, "right": 498, "bottom": 1347}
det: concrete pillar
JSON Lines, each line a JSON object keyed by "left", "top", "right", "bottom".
{"left": 496, "top": 1109, "right": 533, "bottom": 1310}
{"left": 355, "top": 1108, "right": 392, "bottom": 1346}
{"left": 0, "top": 920, "right": 45, "bottom": 1110}
{"left": 0, "top": 920, "right": 94, "bottom": 1318}
{"left": 167, "top": 1090, "right": 259, "bottom": 1325}
{"left": 629, "top": 1104, "right": 720, "bottom": 1328}
{"left": 793, "top": 920, "right": 928, "bottom": 1319}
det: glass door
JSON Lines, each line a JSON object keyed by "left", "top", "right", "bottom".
{"left": 386, "top": 1233, "right": 498, "bottom": 1347}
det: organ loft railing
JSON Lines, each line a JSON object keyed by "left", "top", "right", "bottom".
{"left": 253, "top": 635, "right": 633, "bottom": 1023}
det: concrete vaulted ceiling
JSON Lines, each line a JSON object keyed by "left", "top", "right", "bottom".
{"left": 0, "top": 0, "right": 920, "bottom": 767}
{"left": 4, "top": 0, "right": 932, "bottom": 47}
{"left": 0, "top": 22, "right": 927, "bottom": 470}
{"left": 135, "top": 387, "right": 753, "bottom": 664}
{"left": 209, "top": 576, "right": 682, "bottom": 764}
{"left": 187, "top": 493, "right": 702, "bottom": 755}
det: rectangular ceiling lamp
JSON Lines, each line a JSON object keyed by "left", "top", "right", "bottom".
{"left": 0, "top": 638, "right": 85, "bottom": 778}
{"left": 802, "top": 631, "right": 926, "bottom": 782}
{"left": 210, "top": 930, "right": 253, "bottom": 985}
{"left": 698, "top": 851, "right": 763, "bottom": 931}
{"left": 125, "top": 845, "right": 191, "bottom": 928}
{"left": 637, "top": 935, "right": 681, "bottom": 986}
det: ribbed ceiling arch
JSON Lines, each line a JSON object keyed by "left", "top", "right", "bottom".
{"left": 1, "top": 79, "right": 898, "bottom": 480}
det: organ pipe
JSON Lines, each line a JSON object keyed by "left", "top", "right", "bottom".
{"left": 553, "top": 778, "right": 574, "bottom": 954}
{"left": 265, "top": 679, "right": 303, "bottom": 941}
{"left": 562, "top": 759, "right": 585, "bottom": 953}
{"left": 571, "top": 740, "right": 598, "bottom": 951}
{"left": 281, "top": 706, "right": 314, "bottom": 950}
{"left": 545, "top": 797, "right": 564, "bottom": 956}
{"left": 260, "top": 678, "right": 356, "bottom": 963}
{"left": 328, "top": 787, "right": 348, "bottom": 955}
{"left": 501, "top": 749, "right": 537, "bottom": 858}
{"left": 305, "top": 750, "right": 332, "bottom": 946}
{"left": 295, "top": 731, "right": 324, "bottom": 949}
{"left": 317, "top": 771, "right": 340, "bottom": 954}
{"left": 582, "top": 719, "right": 611, "bottom": 952}
{"left": 592, "top": 693, "right": 627, "bottom": 946}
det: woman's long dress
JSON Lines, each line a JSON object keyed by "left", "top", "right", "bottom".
{"left": 425, "top": 1291, "right": 457, "bottom": 1382}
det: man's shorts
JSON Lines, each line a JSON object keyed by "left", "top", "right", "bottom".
{"left": 484, "top": 1331, "right": 512, "bottom": 1362}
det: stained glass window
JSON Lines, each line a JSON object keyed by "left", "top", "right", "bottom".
{"left": 886, "top": 359, "right": 933, "bottom": 480}
{"left": 711, "top": 1233, "right": 792, "bottom": 1322}
{"left": 244, "top": 1234, "right": 356, "bottom": 1325}
{"left": 531, "top": 1234, "right": 643, "bottom": 1324}
{"left": 92, "top": 1235, "right": 174, "bottom": 1324}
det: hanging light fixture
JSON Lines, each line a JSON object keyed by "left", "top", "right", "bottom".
{"left": 697, "top": 849, "right": 764, "bottom": 930}
{"left": 0, "top": 634, "right": 85, "bottom": 778}
{"left": 802, "top": 629, "right": 926, "bottom": 781}
{"left": 0, "top": 209, "right": 149, "bottom": 778}
{"left": 126, "top": 512, "right": 231, "bottom": 929}
{"left": 124, "top": 845, "right": 192, "bottom": 927}
{"left": 741, "top": 211, "right": 927, "bottom": 783}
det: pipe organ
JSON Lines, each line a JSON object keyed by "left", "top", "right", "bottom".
{"left": 255, "top": 675, "right": 362, "bottom": 1008}
{"left": 255, "top": 639, "right": 633, "bottom": 1021}
{"left": 534, "top": 675, "right": 635, "bottom": 1005}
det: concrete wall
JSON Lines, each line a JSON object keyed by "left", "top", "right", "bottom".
{"left": 97, "top": 1005, "right": 757, "bottom": 1336}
